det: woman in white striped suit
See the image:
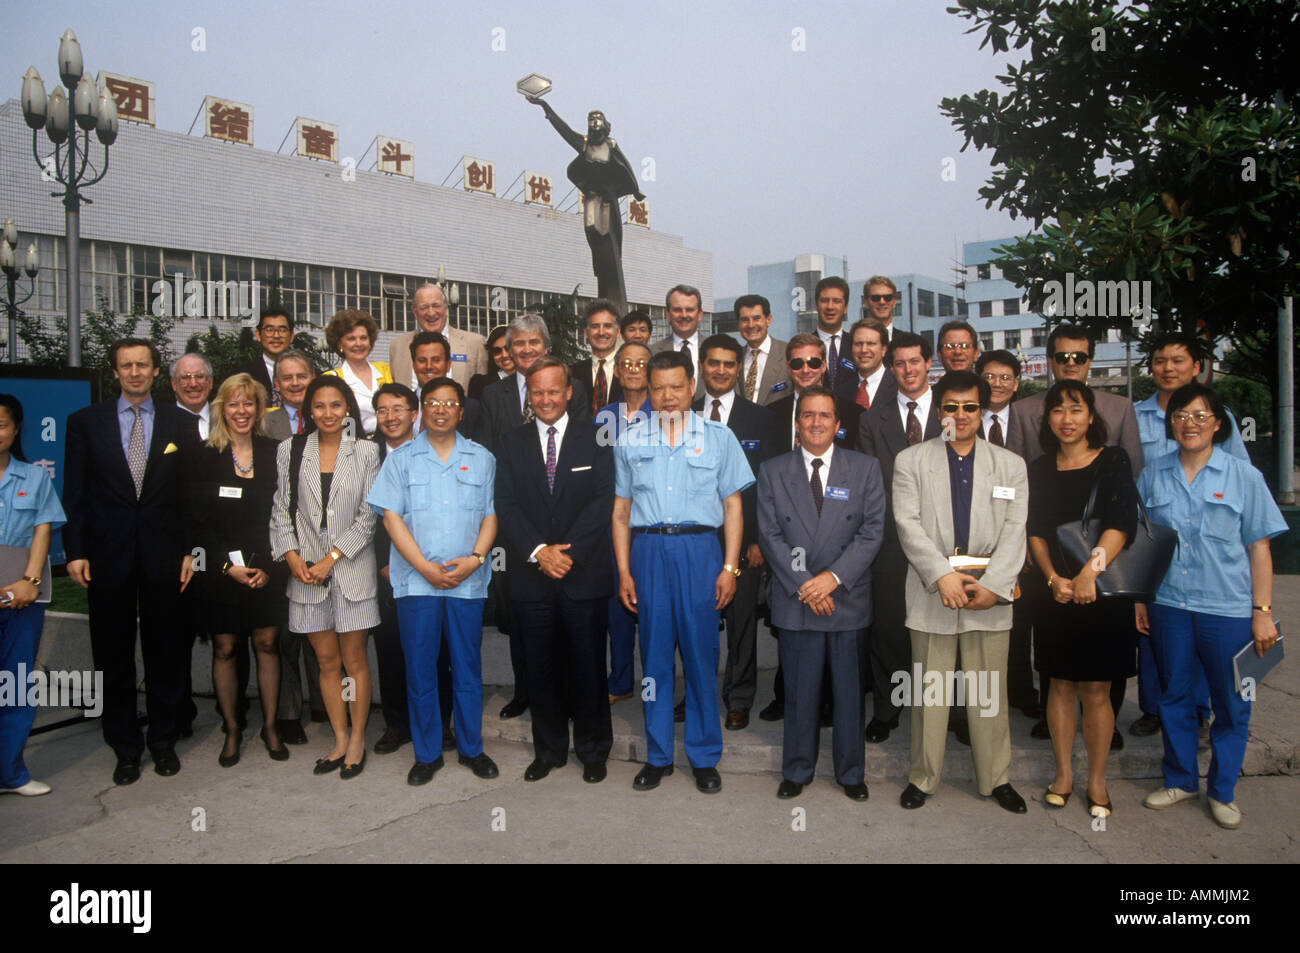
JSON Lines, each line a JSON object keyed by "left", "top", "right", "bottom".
{"left": 270, "top": 377, "right": 380, "bottom": 779}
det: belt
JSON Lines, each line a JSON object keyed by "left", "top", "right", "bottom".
{"left": 632, "top": 525, "right": 714, "bottom": 536}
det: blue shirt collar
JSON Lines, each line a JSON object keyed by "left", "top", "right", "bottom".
{"left": 117, "top": 395, "right": 155, "bottom": 416}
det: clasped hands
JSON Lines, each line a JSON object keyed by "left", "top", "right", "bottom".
{"left": 798, "top": 570, "right": 838, "bottom": 617}
{"left": 937, "top": 572, "right": 998, "bottom": 611}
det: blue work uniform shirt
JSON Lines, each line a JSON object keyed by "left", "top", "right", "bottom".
{"left": 1134, "top": 394, "right": 1250, "bottom": 469}
{"left": 614, "top": 411, "right": 754, "bottom": 528}
{"left": 0, "top": 458, "right": 66, "bottom": 546}
{"left": 366, "top": 432, "right": 494, "bottom": 599}
{"left": 1137, "top": 445, "right": 1288, "bottom": 617}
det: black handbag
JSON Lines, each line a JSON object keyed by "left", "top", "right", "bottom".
{"left": 1055, "top": 477, "right": 1178, "bottom": 601}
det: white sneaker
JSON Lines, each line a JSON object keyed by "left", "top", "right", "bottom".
{"left": 0, "top": 779, "right": 51, "bottom": 797}
{"left": 1143, "top": 786, "right": 1198, "bottom": 809}
{"left": 1209, "top": 797, "right": 1242, "bottom": 829}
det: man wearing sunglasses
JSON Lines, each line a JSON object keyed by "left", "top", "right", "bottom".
{"left": 770, "top": 333, "right": 853, "bottom": 452}
{"left": 862, "top": 276, "right": 898, "bottom": 331}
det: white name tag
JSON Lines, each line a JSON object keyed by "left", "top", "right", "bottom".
{"left": 219, "top": 486, "right": 243, "bottom": 499}
{"left": 992, "top": 485, "right": 1016, "bottom": 500}
{"left": 571, "top": 465, "right": 592, "bottom": 472}
{"left": 228, "top": 550, "right": 246, "bottom": 567}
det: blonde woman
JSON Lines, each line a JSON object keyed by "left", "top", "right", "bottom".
{"left": 181, "top": 374, "right": 289, "bottom": 766}
{"left": 324, "top": 309, "right": 392, "bottom": 435}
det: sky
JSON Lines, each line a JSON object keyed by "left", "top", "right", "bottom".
{"left": 1, "top": 0, "right": 1027, "bottom": 296}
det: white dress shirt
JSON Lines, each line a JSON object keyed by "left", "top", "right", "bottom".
{"left": 702, "top": 389, "right": 735, "bottom": 425}
{"left": 896, "top": 387, "right": 933, "bottom": 434}
{"left": 672, "top": 332, "right": 702, "bottom": 367}
{"left": 857, "top": 364, "right": 887, "bottom": 405}
{"left": 799, "top": 443, "right": 841, "bottom": 585}
{"left": 185, "top": 402, "right": 210, "bottom": 440}
{"left": 817, "top": 327, "right": 846, "bottom": 368}
{"left": 982, "top": 406, "right": 1011, "bottom": 444}
{"left": 529, "top": 413, "right": 570, "bottom": 562}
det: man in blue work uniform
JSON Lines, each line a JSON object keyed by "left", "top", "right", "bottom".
{"left": 612, "top": 349, "right": 753, "bottom": 794}
{"left": 367, "top": 376, "right": 500, "bottom": 785}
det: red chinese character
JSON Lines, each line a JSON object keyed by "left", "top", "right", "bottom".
{"left": 627, "top": 199, "right": 648, "bottom": 226}
{"left": 381, "top": 140, "right": 411, "bottom": 173}
{"left": 467, "top": 161, "right": 493, "bottom": 192}
{"left": 527, "top": 175, "right": 552, "bottom": 204}
{"left": 209, "top": 102, "right": 250, "bottom": 143}
{"left": 300, "top": 123, "right": 335, "bottom": 160}
{"left": 105, "top": 77, "right": 150, "bottom": 122}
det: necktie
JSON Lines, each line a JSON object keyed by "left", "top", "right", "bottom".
{"left": 593, "top": 360, "right": 608, "bottom": 414}
{"left": 988, "top": 415, "right": 1004, "bottom": 447}
{"left": 545, "top": 426, "right": 557, "bottom": 492}
{"left": 905, "top": 401, "right": 922, "bottom": 446}
{"left": 827, "top": 335, "right": 839, "bottom": 386}
{"left": 856, "top": 378, "right": 871, "bottom": 410}
{"left": 679, "top": 338, "right": 690, "bottom": 370}
{"left": 710, "top": 398, "right": 722, "bottom": 422}
{"left": 270, "top": 380, "right": 282, "bottom": 408}
{"left": 744, "top": 349, "right": 760, "bottom": 401}
{"left": 295, "top": 408, "right": 304, "bottom": 434}
{"left": 521, "top": 384, "right": 535, "bottom": 423}
{"left": 127, "top": 405, "right": 147, "bottom": 498}
{"left": 810, "top": 458, "right": 824, "bottom": 517}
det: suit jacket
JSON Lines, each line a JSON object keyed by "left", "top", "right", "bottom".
{"left": 269, "top": 432, "right": 379, "bottom": 604}
{"left": 692, "top": 395, "right": 779, "bottom": 550}
{"left": 648, "top": 335, "right": 706, "bottom": 399}
{"left": 835, "top": 369, "right": 897, "bottom": 451}
{"left": 478, "top": 371, "right": 591, "bottom": 454}
{"left": 263, "top": 406, "right": 300, "bottom": 441}
{"left": 769, "top": 392, "right": 856, "bottom": 454}
{"left": 757, "top": 448, "right": 886, "bottom": 632}
{"left": 1007, "top": 388, "right": 1144, "bottom": 479}
{"left": 735, "top": 336, "right": 789, "bottom": 407}
{"left": 571, "top": 357, "right": 623, "bottom": 417}
{"left": 892, "top": 437, "right": 1028, "bottom": 634}
{"left": 389, "top": 326, "right": 487, "bottom": 391}
{"left": 62, "top": 398, "right": 188, "bottom": 587}
{"left": 856, "top": 390, "right": 943, "bottom": 551}
{"left": 232, "top": 356, "right": 276, "bottom": 403}
{"left": 493, "top": 417, "right": 615, "bottom": 603}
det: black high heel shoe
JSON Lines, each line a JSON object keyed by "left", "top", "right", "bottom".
{"left": 260, "top": 727, "right": 289, "bottom": 762}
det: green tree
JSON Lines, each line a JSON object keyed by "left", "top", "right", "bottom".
{"left": 538, "top": 294, "right": 586, "bottom": 366}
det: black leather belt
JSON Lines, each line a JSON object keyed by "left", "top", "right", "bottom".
{"left": 632, "top": 525, "right": 714, "bottom": 535}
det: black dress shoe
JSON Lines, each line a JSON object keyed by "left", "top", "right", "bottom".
{"left": 674, "top": 701, "right": 686, "bottom": 723}
{"left": 112, "top": 757, "right": 141, "bottom": 786}
{"left": 820, "top": 707, "right": 833, "bottom": 728}
{"left": 1110, "top": 729, "right": 1125, "bottom": 751}
{"left": 498, "top": 698, "right": 528, "bottom": 719}
{"left": 313, "top": 754, "right": 344, "bottom": 775}
{"left": 459, "top": 753, "right": 499, "bottom": 779}
{"left": 407, "top": 758, "right": 444, "bottom": 785}
{"left": 218, "top": 737, "right": 241, "bottom": 768}
{"left": 442, "top": 725, "right": 456, "bottom": 751}
{"left": 1030, "top": 717, "right": 1051, "bottom": 739}
{"left": 633, "top": 763, "right": 673, "bottom": 791}
{"left": 758, "top": 700, "right": 784, "bottom": 722}
{"left": 991, "top": 782, "right": 1027, "bottom": 814}
{"left": 899, "top": 783, "right": 928, "bottom": 809}
{"left": 340, "top": 752, "right": 366, "bottom": 780}
{"left": 582, "top": 762, "right": 606, "bottom": 783}
{"left": 259, "top": 728, "right": 289, "bottom": 762}
{"left": 373, "top": 728, "right": 411, "bottom": 755}
{"left": 950, "top": 719, "right": 971, "bottom": 747}
{"left": 152, "top": 748, "right": 181, "bottom": 777}
{"left": 524, "top": 758, "right": 554, "bottom": 782}
{"left": 1129, "top": 712, "right": 1162, "bottom": 737}
{"left": 864, "top": 718, "right": 896, "bottom": 743}
{"left": 692, "top": 766, "right": 721, "bottom": 794}
{"left": 179, "top": 723, "right": 194, "bottom": 740}
{"left": 725, "top": 709, "right": 749, "bottom": 730}
{"left": 777, "top": 779, "right": 803, "bottom": 799}
{"left": 277, "top": 720, "right": 308, "bottom": 745}
{"left": 843, "top": 782, "right": 870, "bottom": 801}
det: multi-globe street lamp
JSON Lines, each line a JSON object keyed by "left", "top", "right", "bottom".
{"left": 1, "top": 218, "right": 41, "bottom": 364}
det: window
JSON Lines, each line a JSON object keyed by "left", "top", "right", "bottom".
{"left": 976, "top": 264, "right": 991, "bottom": 281}
{"left": 1031, "top": 327, "right": 1047, "bottom": 348}
{"left": 980, "top": 332, "right": 995, "bottom": 352}
{"left": 978, "top": 301, "right": 993, "bottom": 319}
{"left": 938, "top": 294, "right": 954, "bottom": 317}
{"left": 1003, "top": 297, "right": 1021, "bottom": 316}
{"left": 916, "top": 289, "right": 935, "bottom": 318}
{"left": 130, "top": 245, "right": 162, "bottom": 313}
{"left": 920, "top": 330, "right": 935, "bottom": 354}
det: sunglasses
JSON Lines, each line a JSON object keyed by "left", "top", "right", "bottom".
{"left": 868, "top": 294, "right": 895, "bottom": 303}
{"left": 1053, "top": 351, "right": 1089, "bottom": 365}
{"left": 788, "top": 357, "right": 825, "bottom": 371}
{"left": 940, "top": 402, "right": 982, "bottom": 414}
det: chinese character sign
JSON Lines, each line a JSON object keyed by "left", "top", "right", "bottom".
{"left": 98, "top": 71, "right": 154, "bottom": 126}
{"left": 626, "top": 197, "right": 649, "bottom": 228}
{"left": 296, "top": 117, "right": 338, "bottom": 162}
{"left": 204, "top": 96, "right": 253, "bottom": 145}
{"left": 463, "top": 156, "right": 496, "bottom": 195}
{"left": 524, "top": 171, "right": 553, "bottom": 206}
{"left": 377, "top": 135, "right": 414, "bottom": 178}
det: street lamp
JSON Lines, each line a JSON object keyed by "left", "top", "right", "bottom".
{"left": 20, "top": 29, "right": 118, "bottom": 368}
{"left": 1, "top": 219, "right": 41, "bottom": 364}
{"left": 435, "top": 264, "right": 461, "bottom": 308}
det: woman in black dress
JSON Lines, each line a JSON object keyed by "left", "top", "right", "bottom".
{"left": 1027, "top": 381, "right": 1137, "bottom": 818}
{"left": 182, "top": 373, "right": 289, "bottom": 766}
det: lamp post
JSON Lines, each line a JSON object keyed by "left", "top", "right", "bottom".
{"left": 19, "top": 29, "right": 118, "bottom": 368}
{"left": 435, "top": 264, "right": 461, "bottom": 309}
{"left": 1, "top": 219, "right": 40, "bottom": 364}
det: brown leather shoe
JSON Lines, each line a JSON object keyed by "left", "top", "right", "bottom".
{"left": 725, "top": 709, "right": 749, "bottom": 730}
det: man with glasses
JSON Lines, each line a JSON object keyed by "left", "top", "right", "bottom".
{"left": 814, "top": 277, "right": 855, "bottom": 390}
{"left": 235, "top": 308, "right": 294, "bottom": 407}
{"left": 171, "top": 354, "right": 214, "bottom": 442}
{"left": 735, "top": 294, "right": 787, "bottom": 407}
{"left": 862, "top": 276, "right": 898, "bottom": 331}
{"left": 770, "top": 333, "right": 852, "bottom": 451}
{"left": 937, "top": 321, "right": 979, "bottom": 373}
{"left": 389, "top": 283, "right": 487, "bottom": 392}
{"left": 976, "top": 349, "right": 1020, "bottom": 449}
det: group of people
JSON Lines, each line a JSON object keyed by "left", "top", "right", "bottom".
{"left": 0, "top": 277, "right": 1286, "bottom": 831}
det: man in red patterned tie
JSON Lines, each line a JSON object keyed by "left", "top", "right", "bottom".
{"left": 572, "top": 299, "right": 622, "bottom": 418}
{"left": 976, "top": 350, "right": 1020, "bottom": 449}
{"left": 834, "top": 318, "right": 895, "bottom": 443}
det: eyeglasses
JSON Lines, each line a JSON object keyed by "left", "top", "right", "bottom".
{"left": 175, "top": 373, "right": 211, "bottom": 383}
{"left": 422, "top": 399, "right": 461, "bottom": 410}
{"left": 1170, "top": 410, "right": 1216, "bottom": 425}
{"left": 941, "top": 341, "right": 972, "bottom": 352}
{"left": 940, "top": 402, "right": 982, "bottom": 414}
{"left": 618, "top": 359, "right": 647, "bottom": 369}
{"left": 788, "top": 357, "right": 825, "bottom": 371}
{"left": 868, "top": 294, "right": 895, "bottom": 303}
{"left": 491, "top": 345, "right": 510, "bottom": 354}
{"left": 1053, "top": 351, "right": 1089, "bottom": 365}
{"left": 982, "top": 373, "right": 1016, "bottom": 384}
{"left": 375, "top": 407, "right": 413, "bottom": 418}
{"left": 259, "top": 327, "right": 291, "bottom": 336}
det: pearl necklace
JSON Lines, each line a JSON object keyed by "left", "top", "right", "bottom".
{"left": 232, "top": 446, "right": 254, "bottom": 475}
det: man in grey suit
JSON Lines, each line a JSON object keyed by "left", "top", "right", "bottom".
{"left": 648, "top": 284, "right": 707, "bottom": 400}
{"left": 735, "top": 294, "right": 787, "bottom": 407}
{"left": 389, "top": 283, "right": 487, "bottom": 392}
{"left": 758, "top": 386, "right": 885, "bottom": 801}
{"left": 893, "top": 371, "right": 1029, "bottom": 814}
{"left": 262, "top": 350, "right": 315, "bottom": 441}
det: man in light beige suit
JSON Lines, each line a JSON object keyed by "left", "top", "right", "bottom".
{"left": 389, "top": 283, "right": 487, "bottom": 392}
{"left": 892, "top": 370, "right": 1029, "bottom": 814}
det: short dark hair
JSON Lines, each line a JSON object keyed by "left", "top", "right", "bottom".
{"left": 647, "top": 349, "right": 693, "bottom": 381}
{"left": 0, "top": 394, "right": 28, "bottom": 462}
{"left": 258, "top": 307, "right": 292, "bottom": 330}
{"left": 410, "top": 330, "right": 450, "bottom": 363}
{"left": 700, "top": 334, "right": 743, "bottom": 362}
{"left": 620, "top": 309, "right": 652, "bottom": 333}
{"left": 524, "top": 355, "right": 571, "bottom": 386}
{"left": 583, "top": 299, "right": 621, "bottom": 326}
{"left": 734, "top": 294, "right": 771, "bottom": 317}
{"left": 665, "top": 284, "right": 702, "bottom": 310}
{"left": 976, "top": 349, "right": 1021, "bottom": 378}
{"left": 1148, "top": 331, "right": 1204, "bottom": 370}
{"left": 934, "top": 370, "right": 990, "bottom": 409}
{"left": 486, "top": 325, "right": 509, "bottom": 348}
{"left": 1039, "top": 381, "right": 1108, "bottom": 454}
{"left": 1164, "top": 382, "right": 1230, "bottom": 444}
{"left": 373, "top": 382, "right": 417, "bottom": 412}
{"left": 109, "top": 337, "right": 161, "bottom": 370}
{"left": 419, "top": 376, "right": 465, "bottom": 407}
{"left": 1048, "top": 323, "right": 1094, "bottom": 359}
{"left": 886, "top": 330, "right": 932, "bottom": 364}
{"left": 795, "top": 384, "right": 839, "bottom": 420}
{"left": 849, "top": 318, "right": 890, "bottom": 349}
{"left": 302, "top": 375, "right": 364, "bottom": 434}
{"left": 325, "top": 309, "right": 378, "bottom": 353}
{"left": 814, "top": 276, "right": 850, "bottom": 302}
{"left": 938, "top": 320, "right": 977, "bottom": 347}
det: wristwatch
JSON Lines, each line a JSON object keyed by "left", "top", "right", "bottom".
{"left": 25, "top": 575, "right": 40, "bottom": 586}
{"left": 722, "top": 564, "right": 741, "bottom": 577}
{"left": 328, "top": 547, "right": 343, "bottom": 561}
{"left": 471, "top": 552, "right": 486, "bottom": 565}
{"left": 1253, "top": 605, "right": 1272, "bottom": 613}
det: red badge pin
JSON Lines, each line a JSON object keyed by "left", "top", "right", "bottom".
{"left": 459, "top": 466, "right": 469, "bottom": 471}
{"left": 1213, "top": 492, "right": 1224, "bottom": 499}
{"left": 15, "top": 491, "right": 26, "bottom": 497}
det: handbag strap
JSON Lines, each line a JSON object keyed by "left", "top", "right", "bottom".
{"left": 1080, "top": 449, "right": 1153, "bottom": 540}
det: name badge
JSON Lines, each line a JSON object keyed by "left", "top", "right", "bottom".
{"left": 451, "top": 353, "right": 468, "bottom": 362}
{"left": 992, "top": 485, "right": 1016, "bottom": 500}
{"left": 770, "top": 381, "right": 789, "bottom": 394}
{"left": 839, "top": 358, "right": 856, "bottom": 370}
{"left": 741, "top": 439, "right": 760, "bottom": 451}
{"left": 836, "top": 427, "right": 847, "bottom": 440}
{"left": 571, "top": 465, "right": 592, "bottom": 472}
{"left": 219, "top": 486, "right": 243, "bottom": 499}
{"left": 824, "top": 486, "right": 850, "bottom": 501}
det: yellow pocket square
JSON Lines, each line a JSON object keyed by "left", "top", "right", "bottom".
{"left": 163, "top": 442, "right": 180, "bottom": 454}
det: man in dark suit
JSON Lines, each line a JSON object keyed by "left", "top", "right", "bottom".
{"left": 814, "top": 277, "right": 856, "bottom": 391}
{"left": 734, "top": 295, "right": 787, "bottom": 407}
{"left": 768, "top": 333, "right": 855, "bottom": 453}
{"left": 232, "top": 308, "right": 294, "bottom": 407}
{"left": 856, "top": 330, "right": 943, "bottom": 742}
{"left": 570, "top": 299, "right": 623, "bottom": 418}
{"left": 647, "top": 284, "right": 707, "bottom": 400}
{"left": 494, "top": 357, "right": 615, "bottom": 782}
{"left": 64, "top": 338, "right": 191, "bottom": 785}
{"left": 758, "top": 386, "right": 885, "bottom": 800}
{"left": 692, "top": 335, "right": 779, "bottom": 729}
{"left": 834, "top": 318, "right": 896, "bottom": 443}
